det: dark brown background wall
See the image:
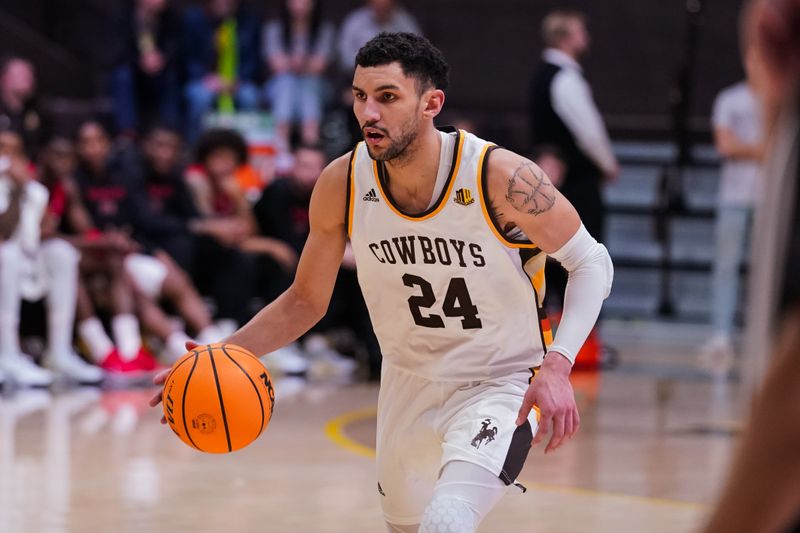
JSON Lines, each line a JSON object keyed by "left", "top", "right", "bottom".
{"left": 0, "top": 0, "right": 745, "bottom": 145}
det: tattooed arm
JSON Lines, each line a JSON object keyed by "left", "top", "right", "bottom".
{"left": 486, "top": 148, "right": 580, "bottom": 253}
{"left": 488, "top": 148, "right": 613, "bottom": 455}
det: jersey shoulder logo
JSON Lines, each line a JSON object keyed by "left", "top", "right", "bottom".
{"left": 454, "top": 188, "right": 475, "bottom": 206}
{"left": 363, "top": 188, "right": 380, "bottom": 202}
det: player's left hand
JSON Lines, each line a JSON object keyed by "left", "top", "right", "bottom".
{"left": 516, "top": 351, "right": 579, "bottom": 454}
{"left": 149, "top": 341, "right": 200, "bottom": 424}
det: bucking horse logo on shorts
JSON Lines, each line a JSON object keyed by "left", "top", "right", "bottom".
{"left": 470, "top": 418, "right": 498, "bottom": 449}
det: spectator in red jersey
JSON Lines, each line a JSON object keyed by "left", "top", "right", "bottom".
{"left": 77, "top": 122, "right": 224, "bottom": 362}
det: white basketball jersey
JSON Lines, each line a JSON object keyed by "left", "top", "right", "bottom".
{"left": 347, "top": 129, "right": 552, "bottom": 381}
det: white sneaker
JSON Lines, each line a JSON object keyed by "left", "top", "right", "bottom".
{"left": 214, "top": 319, "right": 239, "bottom": 340}
{"left": 261, "top": 343, "right": 310, "bottom": 376}
{"left": 45, "top": 351, "right": 104, "bottom": 385}
{"left": 196, "top": 326, "right": 224, "bottom": 346}
{"left": 699, "top": 334, "right": 735, "bottom": 376}
{"left": 1, "top": 352, "right": 54, "bottom": 387}
{"left": 304, "top": 335, "right": 357, "bottom": 379}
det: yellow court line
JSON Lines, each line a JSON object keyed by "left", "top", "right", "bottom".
{"left": 324, "top": 407, "right": 377, "bottom": 459}
{"left": 324, "top": 407, "right": 707, "bottom": 511}
{"left": 522, "top": 481, "right": 706, "bottom": 511}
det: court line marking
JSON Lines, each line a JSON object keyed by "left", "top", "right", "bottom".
{"left": 324, "top": 407, "right": 706, "bottom": 511}
{"left": 324, "top": 407, "right": 379, "bottom": 459}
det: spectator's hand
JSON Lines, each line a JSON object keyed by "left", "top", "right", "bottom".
{"left": 289, "top": 53, "right": 306, "bottom": 73}
{"left": 306, "top": 56, "right": 327, "bottom": 76}
{"left": 206, "top": 218, "right": 250, "bottom": 247}
{"left": 6, "top": 156, "right": 33, "bottom": 186}
{"left": 140, "top": 51, "right": 165, "bottom": 75}
{"left": 604, "top": 163, "right": 620, "bottom": 184}
{"left": 269, "top": 54, "right": 290, "bottom": 74}
{"left": 516, "top": 352, "right": 579, "bottom": 454}
{"left": 203, "top": 74, "right": 224, "bottom": 93}
{"left": 219, "top": 79, "right": 237, "bottom": 94}
{"left": 270, "top": 241, "right": 299, "bottom": 273}
{"left": 105, "top": 229, "right": 140, "bottom": 254}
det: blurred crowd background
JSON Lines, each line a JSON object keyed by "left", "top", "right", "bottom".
{"left": 0, "top": 0, "right": 756, "bottom": 388}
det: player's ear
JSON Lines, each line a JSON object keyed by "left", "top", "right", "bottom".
{"left": 422, "top": 89, "right": 445, "bottom": 119}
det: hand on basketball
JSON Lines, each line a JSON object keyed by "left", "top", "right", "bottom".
{"left": 149, "top": 341, "right": 199, "bottom": 424}
{"left": 516, "top": 352, "right": 579, "bottom": 454}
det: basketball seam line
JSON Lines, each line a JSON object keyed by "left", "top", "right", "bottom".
{"left": 208, "top": 347, "right": 233, "bottom": 453}
{"left": 182, "top": 353, "right": 201, "bottom": 450}
{"left": 163, "top": 353, "right": 197, "bottom": 425}
{"left": 164, "top": 349, "right": 200, "bottom": 386}
{"left": 222, "top": 346, "right": 267, "bottom": 435}
{"left": 222, "top": 344, "right": 260, "bottom": 361}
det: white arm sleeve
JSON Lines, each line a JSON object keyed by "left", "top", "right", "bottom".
{"left": 547, "top": 224, "right": 613, "bottom": 365}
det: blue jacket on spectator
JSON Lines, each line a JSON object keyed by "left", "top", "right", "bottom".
{"left": 181, "top": 5, "right": 262, "bottom": 84}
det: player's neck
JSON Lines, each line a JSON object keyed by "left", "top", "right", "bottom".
{"left": 383, "top": 127, "right": 442, "bottom": 203}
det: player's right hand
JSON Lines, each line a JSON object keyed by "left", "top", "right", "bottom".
{"left": 149, "top": 341, "right": 199, "bottom": 424}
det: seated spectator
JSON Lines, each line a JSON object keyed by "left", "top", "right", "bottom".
{"left": 72, "top": 121, "right": 221, "bottom": 366}
{"left": 37, "top": 137, "right": 130, "bottom": 376}
{"left": 0, "top": 57, "right": 50, "bottom": 158}
{"left": 110, "top": 0, "right": 182, "bottom": 137}
{"left": 263, "top": 0, "right": 336, "bottom": 149}
{"left": 71, "top": 121, "right": 161, "bottom": 373}
{"left": 251, "top": 143, "right": 379, "bottom": 379}
{"left": 185, "top": 128, "right": 258, "bottom": 329}
{"left": 337, "top": 0, "right": 420, "bottom": 74}
{"left": 128, "top": 127, "right": 232, "bottom": 353}
{"left": 0, "top": 131, "right": 101, "bottom": 386}
{"left": 182, "top": 0, "right": 262, "bottom": 142}
{"left": 130, "top": 126, "right": 199, "bottom": 271}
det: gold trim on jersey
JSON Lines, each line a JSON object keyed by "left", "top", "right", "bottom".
{"left": 526, "top": 272, "right": 553, "bottom": 352}
{"left": 371, "top": 130, "right": 465, "bottom": 222}
{"left": 476, "top": 144, "right": 541, "bottom": 250}
{"left": 346, "top": 144, "right": 360, "bottom": 237}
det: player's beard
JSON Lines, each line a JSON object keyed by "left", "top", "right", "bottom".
{"left": 364, "top": 114, "right": 420, "bottom": 163}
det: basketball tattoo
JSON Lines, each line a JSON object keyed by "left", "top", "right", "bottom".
{"left": 505, "top": 161, "right": 556, "bottom": 216}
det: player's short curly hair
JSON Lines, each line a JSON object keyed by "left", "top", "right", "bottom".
{"left": 355, "top": 32, "right": 449, "bottom": 93}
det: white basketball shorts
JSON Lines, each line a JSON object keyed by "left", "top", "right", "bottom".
{"left": 376, "top": 362, "right": 539, "bottom": 525}
{"left": 124, "top": 253, "right": 168, "bottom": 299}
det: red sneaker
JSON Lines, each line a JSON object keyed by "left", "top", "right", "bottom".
{"left": 99, "top": 348, "right": 141, "bottom": 375}
{"left": 129, "top": 346, "right": 165, "bottom": 372}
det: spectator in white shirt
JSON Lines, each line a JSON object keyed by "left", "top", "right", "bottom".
{"left": 701, "top": 63, "right": 765, "bottom": 367}
{"left": 529, "top": 10, "right": 617, "bottom": 243}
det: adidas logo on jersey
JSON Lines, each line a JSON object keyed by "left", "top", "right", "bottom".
{"left": 454, "top": 188, "right": 475, "bottom": 206}
{"left": 363, "top": 188, "right": 380, "bottom": 202}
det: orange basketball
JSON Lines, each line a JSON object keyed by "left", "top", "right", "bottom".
{"left": 162, "top": 343, "right": 274, "bottom": 453}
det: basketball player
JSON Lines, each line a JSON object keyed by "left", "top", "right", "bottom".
{"left": 152, "top": 32, "right": 613, "bottom": 532}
